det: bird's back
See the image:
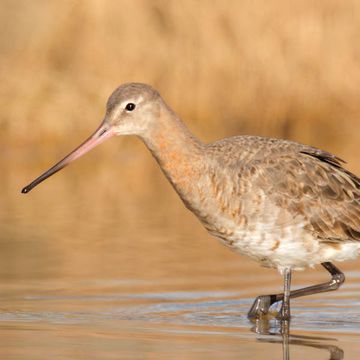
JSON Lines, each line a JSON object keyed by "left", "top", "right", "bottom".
{"left": 207, "top": 135, "right": 360, "bottom": 241}
{"left": 197, "top": 136, "right": 360, "bottom": 268}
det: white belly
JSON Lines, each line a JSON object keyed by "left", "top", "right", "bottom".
{"left": 207, "top": 216, "right": 360, "bottom": 271}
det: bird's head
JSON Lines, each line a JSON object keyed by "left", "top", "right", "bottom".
{"left": 105, "top": 83, "right": 163, "bottom": 136}
{"left": 21, "top": 83, "right": 164, "bottom": 193}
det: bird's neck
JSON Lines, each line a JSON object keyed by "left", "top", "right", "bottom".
{"left": 139, "top": 107, "right": 206, "bottom": 209}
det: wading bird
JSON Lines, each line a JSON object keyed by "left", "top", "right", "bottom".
{"left": 22, "top": 83, "right": 360, "bottom": 320}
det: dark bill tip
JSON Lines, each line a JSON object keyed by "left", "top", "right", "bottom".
{"left": 20, "top": 123, "right": 113, "bottom": 195}
{"left": 21, "top": 186, "right": 31, "bottom": 194}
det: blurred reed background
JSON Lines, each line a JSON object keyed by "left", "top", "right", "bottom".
{"left": 0, "top": 0, "right": 359, "bottom": 281}
{"left": 1, "top": 0, "right": 359, "bottom": 154}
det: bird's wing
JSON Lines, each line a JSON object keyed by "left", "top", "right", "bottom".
{"left": 245, "top": 148, "right": 360, "bottom": 243}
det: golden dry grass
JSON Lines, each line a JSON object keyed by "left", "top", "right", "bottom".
{"left": 1, "top": 0, "right": 359, "bottom": 171}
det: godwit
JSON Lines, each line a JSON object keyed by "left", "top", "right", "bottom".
{"left": 22, "top": 83, "right": 360, "bottom": 320}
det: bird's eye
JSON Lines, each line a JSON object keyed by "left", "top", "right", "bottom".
{"left": 125, "top": 103, "right": 136, "bottom": 111}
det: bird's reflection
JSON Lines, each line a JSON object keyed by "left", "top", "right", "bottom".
{"left": 250, "top": 318, "right": 344, "bottom": 360}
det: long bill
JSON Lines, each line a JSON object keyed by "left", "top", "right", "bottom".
{"left": 21, "top": 122, "right": 114, "bottom": 194}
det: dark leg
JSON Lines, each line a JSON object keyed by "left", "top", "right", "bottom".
{"left": 281, "top": 320, "right": 290, "bottom": 360}
{"left": 248, "top": 262, "right": 345, "bottom": 319}
{"left": 277, "top": 268, "right": 291, "bottom": 320}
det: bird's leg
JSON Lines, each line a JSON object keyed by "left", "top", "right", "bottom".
{"left": 277, "top": 268, "right": 292, "bottom": 320}
{"left": 279, "top": 262, "right": 345, "bottom": 301}
{"left": 247, "top": 262, "right": 345, "bottom": 319}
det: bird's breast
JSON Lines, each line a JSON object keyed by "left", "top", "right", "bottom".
{"left": 185, "top": 171, "right": 318, "bottom": 267}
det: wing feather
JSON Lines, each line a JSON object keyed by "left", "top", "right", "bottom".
{"left": 249, "top": 147, "right": 360, "bottom": 243}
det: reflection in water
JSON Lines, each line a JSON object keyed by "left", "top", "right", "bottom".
{"left": 0, "top": 280, "right": 358, "bottom": 359}
{"left": 252, "top": 318, "right": 344, "bottom": 360}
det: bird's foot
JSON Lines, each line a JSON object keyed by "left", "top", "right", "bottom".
{"left": 247, "top": 295, "right": 274, "bottom": 319}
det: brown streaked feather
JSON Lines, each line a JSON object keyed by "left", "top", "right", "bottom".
{"left": 206, "top": 136, "right": 360, "bottom": 243}
{"left": 249, "top": 148, "right": 360, "bottom": 243}
{"left": 300, "top": 150, "right": 360, "bottom": 189}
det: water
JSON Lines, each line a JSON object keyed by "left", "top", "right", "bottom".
{"left": 1, "top": 148, "right": 360, "bottom": 359}
{"left": 2, "top": 278, "right": 360, "bottom": 359}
